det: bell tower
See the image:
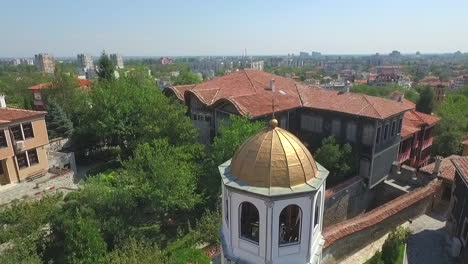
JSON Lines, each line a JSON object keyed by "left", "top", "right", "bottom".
{"left": 219, "top": 119, "right": 329, "bottom": 264}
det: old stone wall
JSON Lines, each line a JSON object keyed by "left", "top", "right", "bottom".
{"left": 322, "top": 179, "right": 443, "bottom": 264}
{"left": 324, "top": 177, "right": 369, "bottom": 228}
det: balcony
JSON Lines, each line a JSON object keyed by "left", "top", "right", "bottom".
{"left": 398, "top": 150, "right": 411, "bottom": 163}
{"left": 417, "top": 155, "right": 431, "bottom": 167}
{"left": 421, "top": 137, "right": 434, "bottom": 150}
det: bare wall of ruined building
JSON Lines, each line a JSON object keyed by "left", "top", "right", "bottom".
{"left": 323, "top": 177, "right": 407, "bottom": 228}
{"left": 324, "top": 178, "right": 370, "bottom": 227}
{"left": 322, "top": 181, "right": 443, "bottom": 264}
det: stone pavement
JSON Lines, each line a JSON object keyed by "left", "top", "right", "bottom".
{"left": 0, "top": 171, "right": 77, "bottom": 206}
{"left": 407, "top": 212, "right": 455, "bottom": 264}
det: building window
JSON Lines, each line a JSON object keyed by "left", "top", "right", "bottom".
{"left": 362, "top": 125, "right": 374, "bottom": 145}
{"left": 346, "top": 122, "right": 357, "bottom": 142}
{"left": 384, "top": 124, "right": 389, "bottom": 140}
{"left": 22, "top": 123, "right": 34, "bottom": 139}
{"left": 0, "top": 130, "right": 7, "bottom": 148}
{"left": 239, "top": 202, "right": 259, "bottom": 244}
{"left": 11, "top": 125, "right": 23, "bottom": 141}
{"left": 301, "top": 115, "right": 323, "bottom": 133}
{"left": 314, "top": 192, "right": 322, "bottom": 230}
{"left": 27, "top": 149, "right": 39, "bottom": 166}
{"left": 391, "top": 121, "right": 396, "bottom": 137}
{"left": 279, "top": 117, "right": 287, "bottom": 129}
{"left": 225, "top": 198, "right": 229, "bottom": 224}
{"left": 279, "top": 205, "right": 302, "bottom": 246}
{"left": 376, "top": 127, "right": 381, "bottom": 144}
{"left": 398, "top": 118, "right": 403, "bottom": 134}
{"left": 462, "top": 218, "right": 468, "bottom": 244}
{"left": 16, "top": 152, "right": 28, "bottom": 169}
{"left": 331, "top": 119, "right": 341, "bottom": 137}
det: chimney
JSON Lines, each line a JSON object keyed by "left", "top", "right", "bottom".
{"left": 433, "top": 156, "right": 443, "bottom": 176}
{"left": 0, "top": 94, "right": 6, "bottom": 108}
{"left": 269, "top": 79, "right": 276, "bottom": 92}
{"left": 345, "top": 80, "right": 351, "bottom": 93}
{"left": 398, "top": 93, "right": 405, "bottom": 102}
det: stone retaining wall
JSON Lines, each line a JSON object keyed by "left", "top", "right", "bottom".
{"left": 322, "top": 179, "right": 443, "bottom": 264}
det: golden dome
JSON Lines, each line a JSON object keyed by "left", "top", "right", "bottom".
{"left": 230, "top": 121, "right": 318, "bottom": 188}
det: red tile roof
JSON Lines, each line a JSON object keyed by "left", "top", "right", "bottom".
{"left": 28, "top": 79, "right": 91, "bottom": 91}
{"left": 298, "top": 86, "right": 413, "bottom": 119}
{"left": 0, "top": 107, "right": 46, "bottom": 124}
{"left": 28, "top": 82, "right": 53, "bottom": 90}
{"left": 419, "top": 155, "right": 462, "bottom": 182}
{"left": 354, "top": 79, "right": 368, "bottom": 84}
{"left": 167, "top": 70, "right": 413, "bottom": 119}
{"left": 401, "top": 110, "right": 441, "bottom": 138}
{"left": 453, "top": 157, "right": 468, "bottom": 183}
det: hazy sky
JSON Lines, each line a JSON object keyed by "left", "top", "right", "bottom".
{"left": 1, "top": 0, "right": 468, "bottom": 57}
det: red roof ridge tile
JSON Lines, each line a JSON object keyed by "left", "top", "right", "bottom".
{"left": 243, "top": 69, "right": 257, "bottom": 93}
{"left": 452, "top": 157, "right": 468, "bottom": 183}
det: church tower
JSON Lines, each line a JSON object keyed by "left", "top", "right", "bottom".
{"left": 219, "top": 119, "right": 329, "bottom": 264}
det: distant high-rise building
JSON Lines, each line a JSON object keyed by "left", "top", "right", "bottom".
{"left": 110, "top": 54, "right": 124, "bottom": 69}
{"left": 77, "top": 53, "right": 94, "bottom": 70}
{"left": 20, "top": 58, "right": 34, "bottom": 65}
{"left": 311, "top": 51, "right": 322, "bottom": 58}
{"left": 158, "top": 57, "right": 173, "bottom": 65}
{"left": 34, "top": 53, "right": 55, "bottom": 73}
{"left": 299, "top": 51, "right": 310, "bottom": 57}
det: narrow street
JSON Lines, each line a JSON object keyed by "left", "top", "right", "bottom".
{"left": 406, "top": 207, "right": 456, "bottom": 264}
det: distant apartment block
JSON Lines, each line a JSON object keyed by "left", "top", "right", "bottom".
{"left": 77, "top": 53, "right": 94, "bottom": 70}
{"left": 158, "top": 57, "right": 173, "bottom": 65}
{"left": 110, "top": 54, "right": 124, "bottom": 69}
{"left": 0, "top": 95, "right": 50, "bottom": 185}
{"left": 245, "top": 60, "right": 264, "bottom": 71}
{"left": 34, "top": 53, "right": 55, "bottom": 73}
{"left": 20, "top": 58, "right": 34, "bottom": 65}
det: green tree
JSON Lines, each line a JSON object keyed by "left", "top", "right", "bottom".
{"left": 96, "top": 51, "right": 115, "bottom": 81}
{"left": 75, "top": 76, "right": 197, "bottom": 157}
{"left": 211, "top": 115, "right": 264, "bottom": 165}
{"left": 416, "top": 86, "right": 434, "bottom": 114}
{"left": 173, "top": 71, "right": 202, "bottom": 85}
{"left": 404, "top": 89, "right": 419, "bottom": 103}
{"left": 103, "top": 239, "right": 167, "bottom": 264}
{"left": 41, "top": 64, "right": 89, "bottom": 125}
{"left": 314, "top": 136, "right": 355, "bottom": 186}
{"left": 200, "top": 115, "right": 263, "bottom": 204}
{"left": 193, "top": 209, "right": 222, "bottom": 245}
{"left": 62, "top": 215, "right": 107, "bottom": 264}
{"left": 433, "top": 89, "right": 468, "bottom": 156}
{"left": 0, "top": 195, "right": 62, "bottom": 264}
{"left": 122, "top": 139, "right": 203, "bottom": 219}
{"left": 381, "top": 227, "right": 409, "bottom": 264}
{"left": 45, "top": 99, "right": 74, "bottom": 139}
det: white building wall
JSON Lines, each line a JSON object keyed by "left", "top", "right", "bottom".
{"left": 222, "top": 182, "right": 326, "bottom": 264}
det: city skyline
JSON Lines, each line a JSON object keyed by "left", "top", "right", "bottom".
{"left": 1, "top": 0, "right": 468, "bottom": 57}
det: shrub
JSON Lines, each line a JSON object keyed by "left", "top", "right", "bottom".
{"left": 381, "top": 227, "right": 409, "bottom": 264}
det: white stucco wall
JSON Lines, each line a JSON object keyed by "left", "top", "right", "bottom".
{"left": 221, "top": 183, "right": 326, "bottom": 264}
